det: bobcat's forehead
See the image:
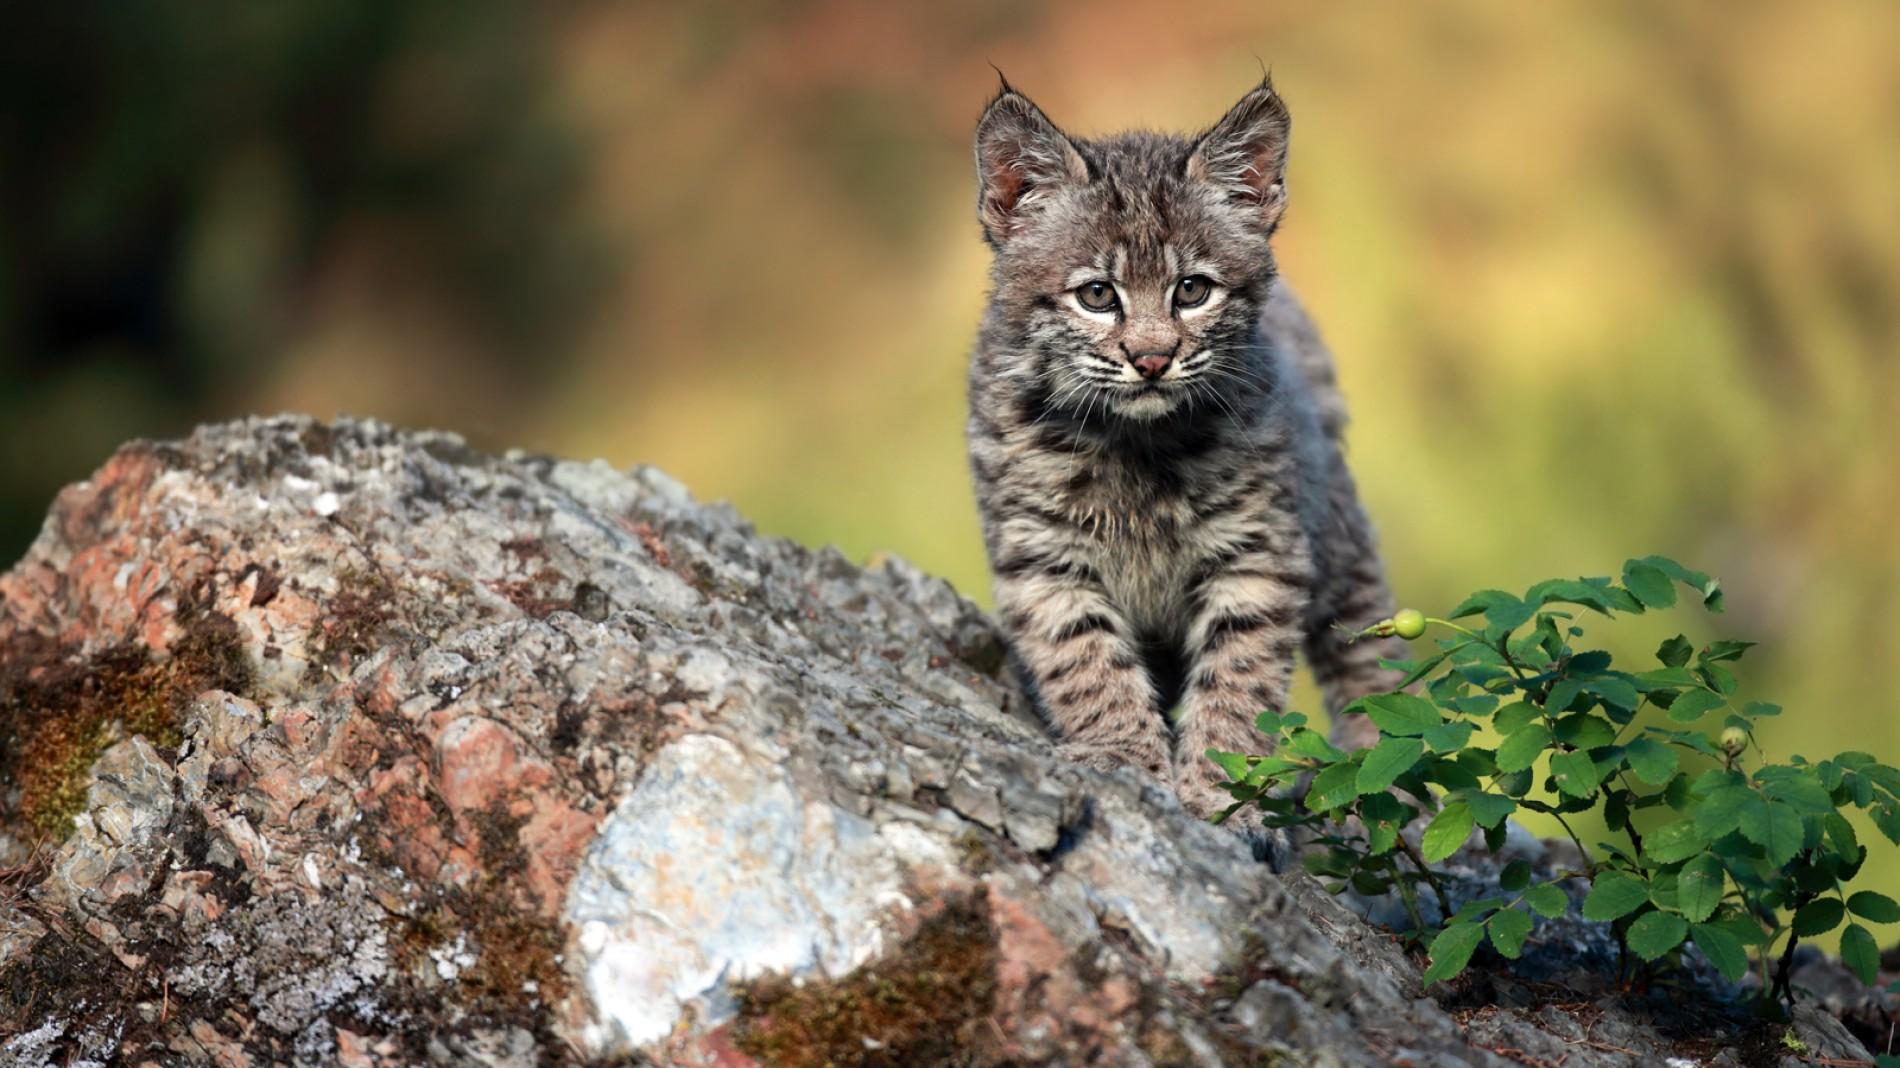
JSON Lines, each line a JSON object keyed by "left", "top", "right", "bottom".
{"left": 1036, "top": 137, "right": 1266, "bottom": 289}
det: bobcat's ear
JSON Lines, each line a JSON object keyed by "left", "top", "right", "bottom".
{"left": 1186, "top": 79, "right": 1292, "bottom": 232}
{"left": 974, "top": 86, "right": 1088, "bottom": 247}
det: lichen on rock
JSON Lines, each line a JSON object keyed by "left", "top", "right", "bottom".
{"left": 0, "top": 416, "right": 1887, "bottom": 1066}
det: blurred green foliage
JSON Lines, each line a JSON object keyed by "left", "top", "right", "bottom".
{"left": 1, "top": 1, "right": 1896, "bottom": 905}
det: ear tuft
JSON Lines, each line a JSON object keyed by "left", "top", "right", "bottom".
{"left": 974, "top": 87, "right": 1087, "bottom": 247}
{"left": 1186, "top": 79, "right": 1292, "bottom": 231}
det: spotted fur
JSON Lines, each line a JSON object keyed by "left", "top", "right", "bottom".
{"left": 967, "top": 78, "right": 1405, "bottom": 818}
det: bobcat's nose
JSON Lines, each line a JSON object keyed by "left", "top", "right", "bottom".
{"left": 1130, "top": 352, "right": 1173, "bottom": 380}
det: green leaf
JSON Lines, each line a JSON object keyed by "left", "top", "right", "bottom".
{"left": 1666, "top": 689, "right": 1725, "bottom": 723}
{"left": 1553, "top": 714, "right": 1617, "bottom": 751}
{"left": 1793, "top": 898, "right": 1846, "bottom": 937}
{"left": 1622, "top": 561, "right": 1678, "bottom": 609}
{"left": 1544, "top": 678, "right": 1585, "bottom": 716}
{"left": 1447, "top": 589, "right": 1519, "bottom": 620}
{"left": 1499, "top": 860, "right": 1532, "bottom": 892}
{"left": 1848, "top": 891, "right": 1900, "bottom": 924}
{"left": 1422, "top": 802, "right": 1475, "bottom": 862}
{"left": 1206, "top": 750, "right": 1253, "bottom": 782}
{"left": 1691, "top": 923, "right": 1749, "bottom": 981}
{"left": 1743, "top": 700, "right": 1782, "bottom": 718}
{"left": 1493, "top": 701, "right": 1539, "bottom": 735}
{"left": 1644, "top": 819, "right": 1708, "bottom": 864}
{"left": 1356, "top": 737, "right": 1425, "bottom": 795}
{"left": 1307, "top": 761, "right": 1362, "bottom": 812}
{"left": 1360, "top": 693, "right": 1442, "bottom": 737}
{"left": 1656, "top": 634, "right": 1694, "bottom": 668}
{"left": 1699, "top": 640, "right": 1755, "bottom": 663}
{"left": 1582, "top": 871, "right": 1650, "bottom": 921}
{"left": 1284, "top": 728, "right": 1348, "bottom": 763}
{"left": 1583, "top": 676, "right": 1641, "bottom": 713}
{"left": 1843, "top": 923, "right": 1880, "bottom": 985}
{"left": 1459, "top": 791, "right": 1517, "bottom": 829}
{"left": 1694, "top": 784, "right": 1755, "bottom": 839}
{"left": 1739, "top": 799, "right": 1804, "bottom": 867}
{"left": 1484, "top": 597, "right": 1535, "bottom": 632}
{"left": 1496, "top": 724, "right": 1551, "bottom": 773}
{"left": 1523, "top": 883, "right": 1569, "bottom": 919}
{"left": 1421, "top": 922, "right": 1486, "bottom": 986}
{"left": 1677, "top": 855, "right": 1725, "bottom": 923}
{"left": 1757, "top": 769, "right": 1833, "bottom": 814}
{"left": 1549, "top": 750, "right": 1606, "bottom": 798}
{"left": 1633, "top": 555, "right": 1724, "bottom": 612}
{"left": 1487, "top": 908, "right": 1535, "bottom": 959}
{"left": 1624, "top": 737, "right": 1679, "bottom": 786}
{"left": 1254, "top": 710, "right": 1288, "bottom": 735}
{"left": 1627, "top": 910, "right": 1688, "bottom": 961}
{"left": 1422, "top": 721, "right": 1477, "bottom": 754}
{"left": 1825, "top": 813, "right": 1863, "bottom": 863}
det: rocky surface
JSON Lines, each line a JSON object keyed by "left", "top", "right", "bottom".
{"left": 0, "top": 415, "right": 1889, "bottom": 1066}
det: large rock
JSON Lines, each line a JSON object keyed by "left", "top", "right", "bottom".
{"left": 0, "top": 416, "right": 1879, "bottom": 1066}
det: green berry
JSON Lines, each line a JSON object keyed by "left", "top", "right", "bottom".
{"left": 1391, "top": 609, "right": 1427, "bottom": 641}
{"left": 1720, "top": 726, "right": 1748, "bottom": 752}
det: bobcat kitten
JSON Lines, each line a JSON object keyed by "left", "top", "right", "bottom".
{"left": 966, "top": 78, "right": 1405, "bottom": 818}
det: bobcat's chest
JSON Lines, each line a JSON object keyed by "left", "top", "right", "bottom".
{"left": 1060, "top": 463, "right": 1204, "bottom": 640}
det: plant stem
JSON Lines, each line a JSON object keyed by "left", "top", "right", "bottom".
{"left": 1395, "top": 833, "right": 1453, "bottom": 921}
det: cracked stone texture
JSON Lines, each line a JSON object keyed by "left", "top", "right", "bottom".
{"left": 0, "top": 416, "right": 1885, "bottom": 1066}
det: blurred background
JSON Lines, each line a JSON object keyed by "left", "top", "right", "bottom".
{"left": 3, "top": 1, "right": 1897, "bottom": 922}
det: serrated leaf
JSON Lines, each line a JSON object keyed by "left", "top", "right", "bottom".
{"left": 1487, "top": 908, "right": 1535, "bottom": 959}
{"left": 1848, "top": 891, "right": 1900, "bottom": 924}
{"left": 1622, "top": 561, "right": 1678, "bottom": 609}
{"left": 1459, "top": 791, "right": 1517, "bottom": 829}
{"left": 1643, "top": 818, "right": 1707, "bottom": 864}
{"left": 1307, "top": 761, "right": 1361, "bottom": 812}
{"left": 1421, "top": 921, "right": 1486, "bottom": 986}
{"left": 1447, "top": 589, "right": 1518, "bottom": 620}
{"left": 1493, "top": 701, "right": 1539, "bottom": 735}
{"left": 1677, "top": 855, "right": 1724, "bottom": 923}
{"left": 1825, "top": 813, "right": 1863, "bottom": 863}
{"left": 1206, "top": 750, "right": 1253, "bottom": 782}
{"left": 1656, "top": 634, "right": 1693, "bottom": 668}
{"left": 1757, "top": 769, "right": 1833, "bottom": 815}
{"left": 1691, "top": 923, "right": 1748, "bottom": 981}
{"left": 1285, "top": 728, "right": 1348, "bottom": 763}
{"left": 1553, "top": 714, "right": 1618, "bottom": 751}
{"left": 1739, "top": 799, "right": 1804, "bottom": 867}
{"left": 1582, "top": 871, "right": 1650, "bottom": 921}
{"left": 1625, "top": 737, "right": 1679, "bottom": 786}
{"left": 1253, "top": 710, "right": 1287, "bottom": 735}
{"left": 1356, "top": 737, "right": 1425, "bottom": 796}
{"left": 1627, "top": 910, "right": 1688, "bottom": 961}
{"left": 1667, "top": 689, "right": 1725, "bottom": 723}
{"left": 1422, "top": 721, "right": 1476, "bottom": 754}
{"left": 1360, "top": 693, "right": 1441, "bottom": 737}
{"left": 1694, "top": 784, "right": 1756, "bottom": 839}
{"left": 1584, "top": 676, "right": 1641, "bottom": 713}
{"left": 1485, "top": 597, "right": 1535, "bottom": 632}
{"left": 1496, "top": 724, "right": 1551, "bottom": 774}
{"left": 1699, "top": 640, "right": 1755, "bottom": 663}
{"left": 1523, "top": 882, "right": 1569, "bottom": 918}
{"left": 1793, "top": 898, "right": 1846, "bottom": 937}
{"left": 1743, "top": 700, "right": 1781, "bottom": 718}
{"left": 1545, "top": 678, "right": 1585, "bottom": 715}
{"left": 1549, "top": 750, "right": 1606, "bottom": 798}
{"left": 1422, "top": 802, "right": 1475, "bottom": 862}
{"left": 1843, "top": 923, "right": 1880, "bottom": 985}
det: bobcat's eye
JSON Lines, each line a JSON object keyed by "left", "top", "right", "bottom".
{"left": 1173, "top": 275, "right": 1214, "bottom": 310}
{"left": 1075, "top": 281, "right": 1119, "bottom": 313}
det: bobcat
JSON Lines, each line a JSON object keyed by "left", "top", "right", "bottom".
{"left": 966, "top": 78, "right": 1405, "bottom": 819}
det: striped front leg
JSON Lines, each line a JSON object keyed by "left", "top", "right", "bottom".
{"left": 1173, "top": 563, "right": 1311, "bottom": 817}
{"left": 995, "top": 565, "right": 1169, "bottom": 781}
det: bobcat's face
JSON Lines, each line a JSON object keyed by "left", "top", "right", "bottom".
{"left": 975, "top": 82, "right": 1293, "bottom": 425}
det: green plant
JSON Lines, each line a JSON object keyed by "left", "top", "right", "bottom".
{"left": 1209, "top": 556, "right": 1900, "bottom": 1010}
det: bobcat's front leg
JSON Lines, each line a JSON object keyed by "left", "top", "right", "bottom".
{"left": 995, "top": 562, "right": 1169, "bottom": 781}
{"left": 1173, "top": 558, "right": 1312, "bottom": 818}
